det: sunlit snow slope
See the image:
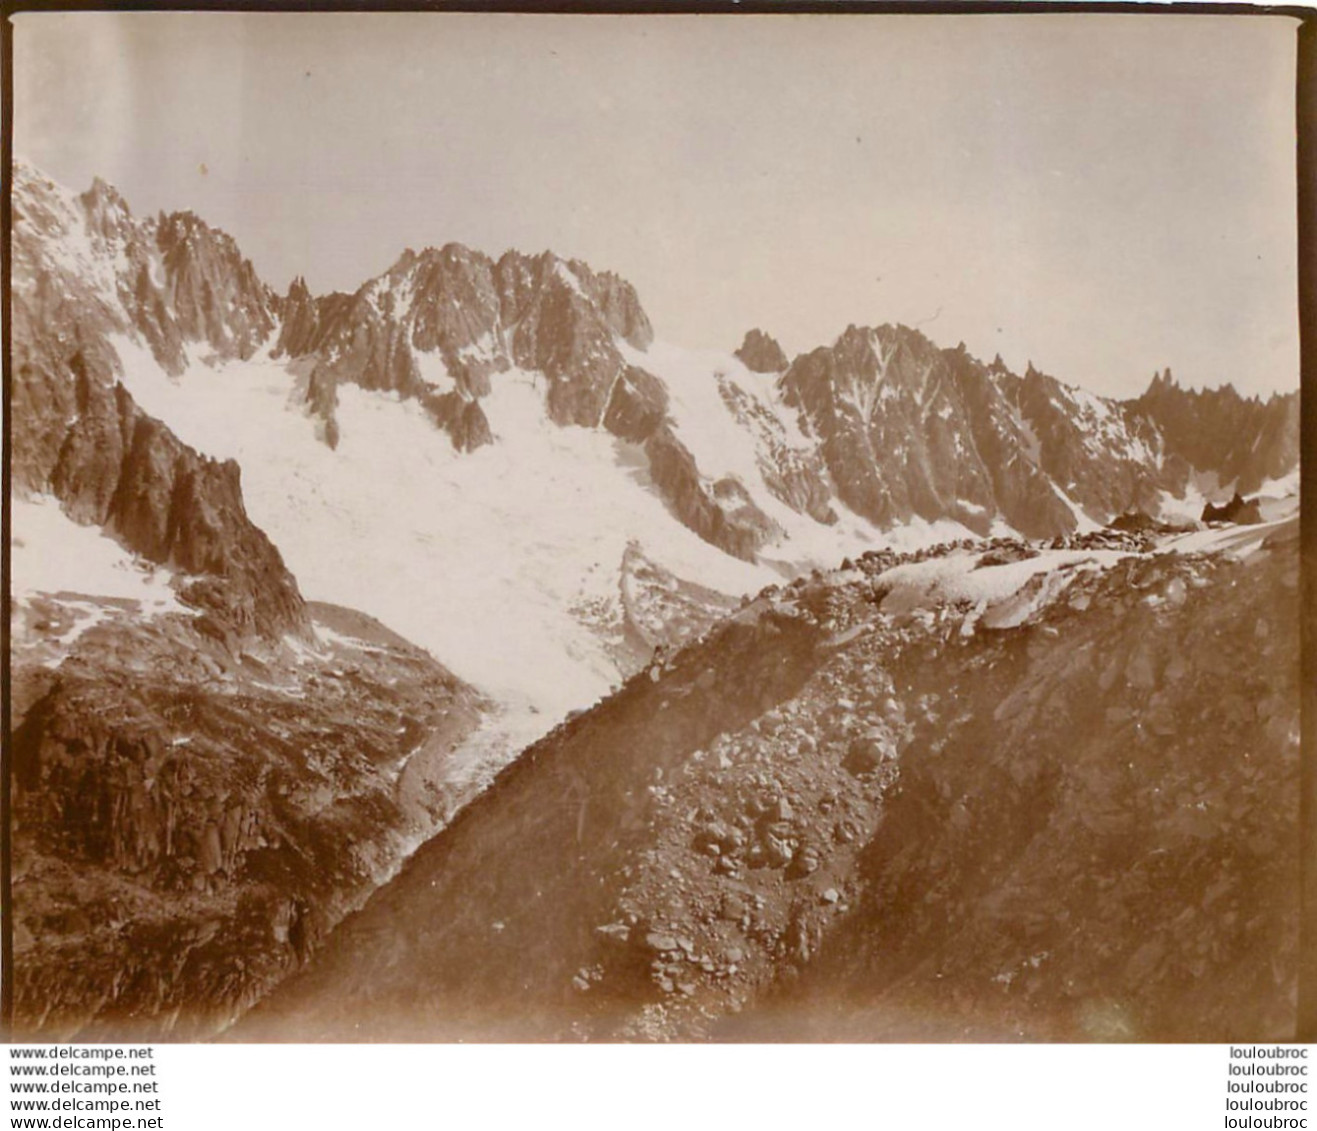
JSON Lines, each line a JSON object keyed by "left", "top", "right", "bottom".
{"left": 110, "top": 338, "right": 900, "bottom": 719}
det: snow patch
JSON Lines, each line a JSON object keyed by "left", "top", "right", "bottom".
{"left": 413, "top": 349, "right": 457, "bottom": 396}
{"left": 10, "top": 494, "right": 186, "bottom": 612}
{"left": 10, "top": 494, "right": 190, "bottom": 663}
{"left": 1048, "top": 480, "right": 1103, "bottom": 533}
{"left": 553, "top": 260, "right": 587, "bottom": 299}
{"left": 878, "top": 547, "right": 1128, "bottom": 620}
{"left": 1256, "top": 466, "right": 1300, "bottom": 499}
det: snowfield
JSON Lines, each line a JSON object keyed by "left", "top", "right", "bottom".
{"left": 10, "top": 493, "right": 192, "bottom": 665}
{"left": 90, "top": 326, "right": 1302, "bottom": 727}
{"left": 104, "top": 330, "right": 992, "bottom": 722}
{"left": 877, "top": 546, "right": 1131, "bottom": 628}
{"left": 11, "top": 493, "right": 187, "bottom": 612}
{"left": 104, "top": 338, "right": 806, "bottom": 719}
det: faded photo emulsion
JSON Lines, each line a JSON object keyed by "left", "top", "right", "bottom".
{"left": 6, "top": 10, "right": 1303, "bottom": 1042}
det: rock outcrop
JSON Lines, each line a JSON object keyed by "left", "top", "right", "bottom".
{"left": 1000, "top": 360, "right": 1172, "bottom": 520}
{"left": 10, "top": 601, "right": 484, "bottom": 1040}
{"left": 735, "top": 329, "right": 789, "bottom": 374}
{"left": 13, "top": 166, "right": 305, "bottom": 644}
{"left": 1134, "top": 369, "right": 1299, "bottom": 495}
{"left": 1202, "top": 492, "right": 1263, "bottom": 525}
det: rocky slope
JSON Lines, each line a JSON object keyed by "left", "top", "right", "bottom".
{"left": 9, "top": 594, "right": 484, "bottom": 1041}
{"left": 233, "top": 513, "right": 1299, "bottom": 1042}
{"left": 9, "top": 164, "right": 493, "bottom": 1039}
{"left": 731, "top": 523, "right": 1300, "bottom": 1042}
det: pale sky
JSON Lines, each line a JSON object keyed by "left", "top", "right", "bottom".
{"left": 11, "top": 11, "right": 1301, "bottom": 398}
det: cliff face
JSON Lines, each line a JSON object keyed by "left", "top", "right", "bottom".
{"left": 17, "top": 346, "right": 305, "bottom": 643}
{"left": 745, "top": 529, "right": 1299, "bottom": 1042}
{"left": 236, "top": 519, "right": 1299, "bottom": 1043}
{"left": 10, "top": 164, "right": 490, "bottom": 1040}
{"left": 13, "top": 163, "right": 305, "bottom": 645}
{"left": 734, "top": 329, "right": 789, "bottom": 374}
{"left": 9, "top": 601, "right": 485, "bottom": 1040}
{"left": 1133, "top": 369, "right": 1299, "bottom": 495}
{"left": 153, "top": 209, "right": 276, "bottom": 363}
{"left": 780, "top": 327, "right": 1081, "bottom": 537}
{"left": 643, "top": 425, "right": 781, "bottom": 563}
{"left": 1002, "top": 362, "right": 1175, "bottom": 520}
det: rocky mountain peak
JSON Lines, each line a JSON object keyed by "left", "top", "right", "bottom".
{"left": 154, "top": 210, "right": 276, "bottom": 361}
{"left": 734, "top": 329, "right": 788, "bottom": 374}
{"left": 1147, "top": 367, "right": 1175, "bottom": 392}
{"left": 285, "top": 275, "right": 313, "bottom": 303}
{"left": 1131, "top": 370, "right": 1297, "bottom": 493}
{"left": 79, "top": 177, "right": 133, "bottom": 238}
{"left": 275, "top": 237, "right": 659, "bottom": 444}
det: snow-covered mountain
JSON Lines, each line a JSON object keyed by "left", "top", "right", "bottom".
{"left": 11, "top": 169, "right": 304, "bottom": 646}
{"left": 9, "top": 166, "right": 493, "bottom": 1039}
{"left": 7, "top": 162, "right": 1302, "bottom": 1042}
{"left": 10, "top": 160, "right": 1300, "bottom": 723}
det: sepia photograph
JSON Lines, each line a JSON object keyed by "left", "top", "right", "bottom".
{"left": 4, "top": 7, "right": 1305, "bottom": 1049}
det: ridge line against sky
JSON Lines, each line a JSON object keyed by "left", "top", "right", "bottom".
{"left": 11, "top": 10, "right": 1301, "bottom": 399}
